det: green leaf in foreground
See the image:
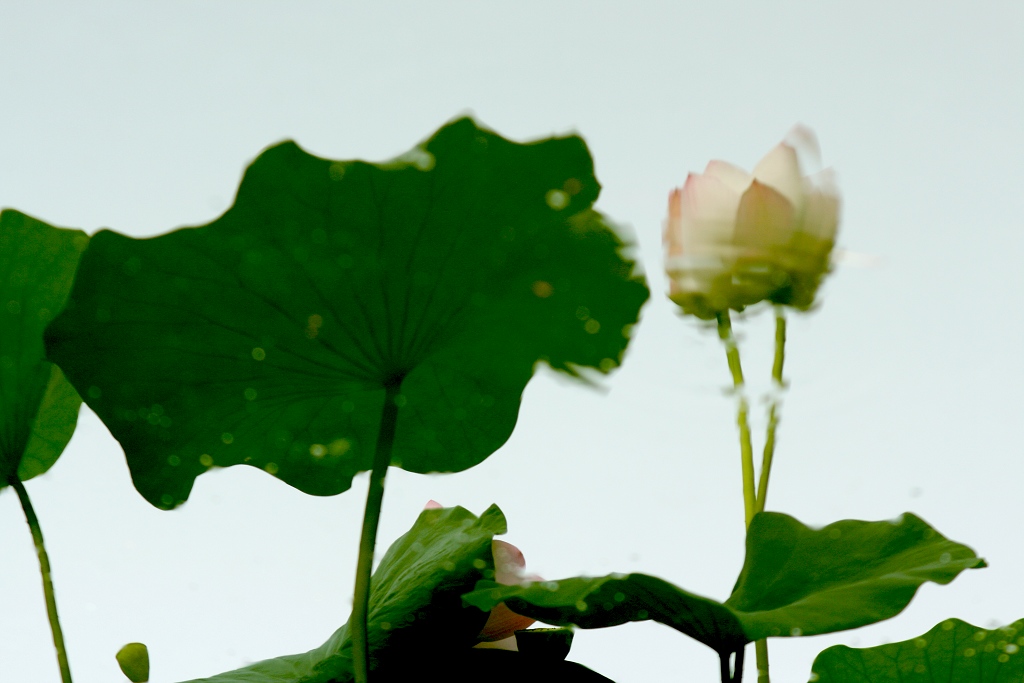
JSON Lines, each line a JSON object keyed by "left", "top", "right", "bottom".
{"left": 464, "top": 512, "right": 984, "bottom": 656}
{"left": 465, "top": 573, "right": 747, "bottom": 654}
{"left": 44, "top": 117, "right": 649, "bottom": 509}
{"left": 0, "top": 210, "right": 86, "bottom": 487}
{"left": 179, "top": 505, "right": 612, "bottom": 682}
{"left": 811, "top": 618, "right": 1024, "bottom": 683}
{"left": 179, "top": 504, "right": 503, "bottom": 683}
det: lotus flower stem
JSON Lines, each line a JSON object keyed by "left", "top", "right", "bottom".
{"left": 715, "top": 310, "right": 779, "bottom": 683}
{"left": 352, "top": 381, "right": 402, "bottom": 683}
{"left": 8, "top": 475, "right": 72, "bottom": 683}
{"left": 749, "top": 309, "right": 787, "bottom": 683}
{"left": 755, "top": 308, "right": 787, "bottom": 513}
{"left": 715, "top": 311, "right": 756, "bottom": 526}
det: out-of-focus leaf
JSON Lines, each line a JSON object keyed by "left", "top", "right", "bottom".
{"left": 0, "top": 210, "right": 86, "bottom": 487}
{"left": 45, "top": 117, "right": 649, "bottom": 509}
{"left": 464, "top": 512, "right": 984, "bottom": 654}
{"left": 116, "top": 642, "right": 150, "bottom": 682}
{"left": 810, "top": 617, "right": 1024, "bottom": 683}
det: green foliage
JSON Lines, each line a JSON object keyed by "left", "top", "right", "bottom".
{"left": 179, "top": 505, "right": 504, "bottom": 683}
{"left": 727, "top": 512, "right": 985, "bottom": 640}
{"left": 463, "top": 512, "right": 984, "bottom": 655}
{"left": 45, "top": 117, "right": 649, "bottom": 509}
{"left": 0, "top": 210, "right": 86, "bottom": 487}
{"left": 811, "top": 618, "right": 1024, "bottom": 683}
{"left": 465, "top": 572, "right": 746, "bottom": 654}
{"left": 116, "top": 642, "right": 150, "bottom": 682}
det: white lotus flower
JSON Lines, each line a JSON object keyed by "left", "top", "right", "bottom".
{"left": 664, "top": 126, "right": 840, "bottom": 319}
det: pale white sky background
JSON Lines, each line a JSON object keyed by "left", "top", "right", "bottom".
{"left": 1, "top": 3, "right": 1023, "bottom": 682}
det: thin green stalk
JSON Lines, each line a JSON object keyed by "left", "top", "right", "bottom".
{"left": 751, "top": 308, "right": 788, "bottom": 683}
{"left": 9, "top": 475, "right": 73, "bottom": 683}
{"left": 352, "top": 381, "right": 402, "bottom": 683}
{"left": 754, "top": 639, "right": 770, "bottom": 683}
{"left": 755, "top": 309, "right": 787, "bottom": 513}
{"left": 716, "top": 309, "right": 787, "bottom": 683}
{"left": 715, "top": 311, "right": 756, "bottom": 525}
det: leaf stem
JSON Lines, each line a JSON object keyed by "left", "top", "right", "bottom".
{"left": 8, "top": 475, "right": 73, "bottom": 683}
{"left": 754, "top": 640, "right": 770, "bottom": 683}
{"left": 352, "top": 381, "right": 401, "bottom": 683}
{"left": 754, "top": 309, "right": 787, "bottom": 513}
{"left": 715, "top": 311, "right": 755, "bottom": 526}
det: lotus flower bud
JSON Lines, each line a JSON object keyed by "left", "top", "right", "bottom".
{"left": 422, "top": 501, "right": 539, "bottom": 650}
{"left": 664, "top": 126, "right": 840, "bottom": 318}
{"left": 115, "top": 642, "right": 150, "bottom": 683}
{"left": 475, "top": 540, "right": 542, "bottom": 645}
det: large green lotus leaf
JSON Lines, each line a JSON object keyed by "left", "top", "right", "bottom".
{"left": 44, "top": 118, "right": 649, "bottom": 509}
{"left": 726, "top": 512, "right": 985, "bottom": 640}
{"left": 0, "top": 210, "right": 87, "bottom": 488}
{"left": 178, "top": 504, "right": 609, "bottom": 683}
{"left": 463, "top": 512, "right": 984, "bottom": 654}
{"left": 811, "top": 618, "right": 1024, "bottom": 683}
{"left": 180, "top": 504, "right": 503, "bottom": 683}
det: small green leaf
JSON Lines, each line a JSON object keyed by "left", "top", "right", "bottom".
{"left": 463, "top": 512, "right": 984, "bottom": 654}
{"left": 810, "top": 618, "right": 1024, "bottom": 683}
{"left": 178, "top": 504, "right": 505, "bottom": 683}
{"left": 116, "top": 642, "right": 150, "bottom": 682}
{"left": 0, "top": 210, "right": 87, "bottom": 487}
{"left": 45, "top": 117, "right": 649, "bottom": 509}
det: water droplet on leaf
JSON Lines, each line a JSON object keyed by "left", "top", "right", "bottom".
{"left": 546, "top": 189, "right": 569, "bottom": 210}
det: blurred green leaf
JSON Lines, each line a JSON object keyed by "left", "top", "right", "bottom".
{"left": 811, "top": 617, "right": 1024, "bottom": 683}
{"left": 45, "top": 117, "right": 649, "bottom": 509}
{"left": 464, "top": 512, "right": 984, "bottom": 654}
{"left": 0, "top": 210, "right": 86, "bottom": 488}
{"left": 116, "top": 642, "right": 150, "bottom": 682}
